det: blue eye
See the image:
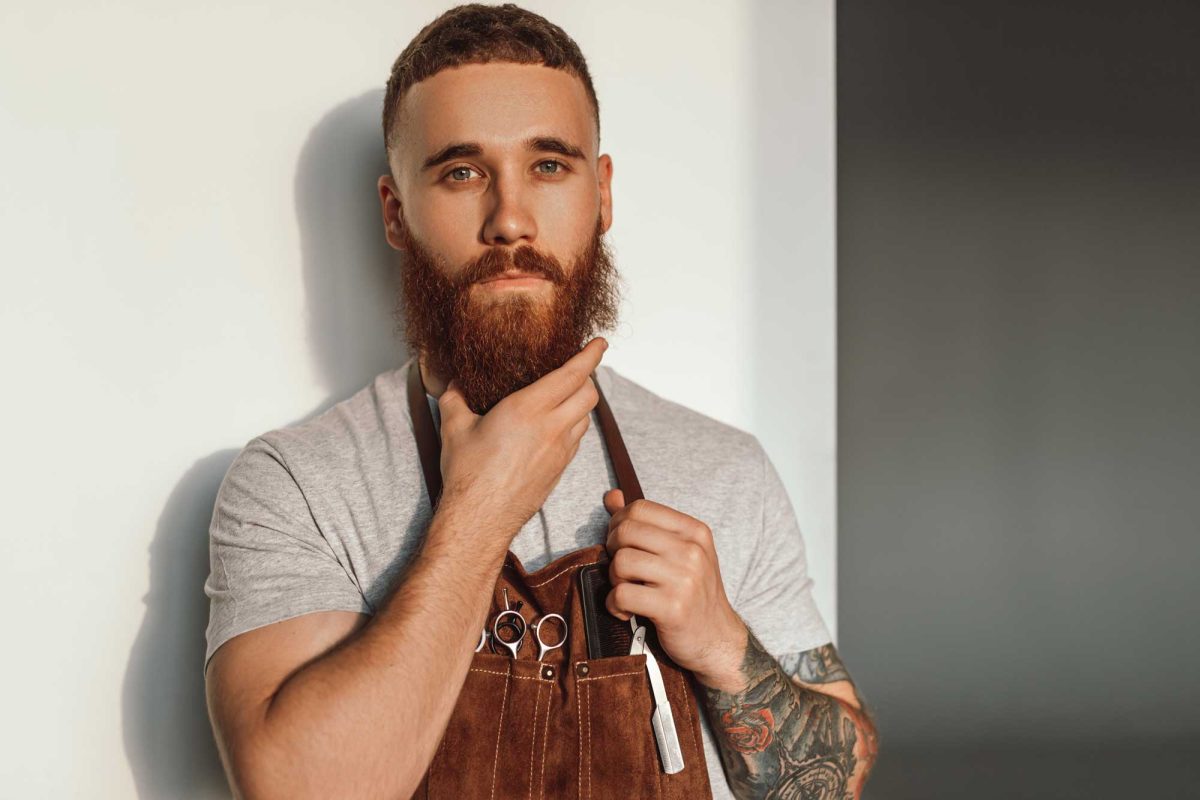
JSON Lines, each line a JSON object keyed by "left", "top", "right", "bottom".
{"left": 537, "top": 160, "right": 565, "bottom": 174}
{"left": 447, "top": 166, "right": 477, "bottom": 182}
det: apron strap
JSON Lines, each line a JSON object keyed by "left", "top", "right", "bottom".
{"left": 405, "top": 357, "right": 644, "bottom": 512}
{"left": 406, "top": 356, "right": 444, "bottom": 511}
{"left": 590, "top": 370, "right": 644, "bottom": 503}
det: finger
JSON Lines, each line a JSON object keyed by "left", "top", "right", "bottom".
{"left": 566, "top": 412, "right": 590, "bottom": 444}
{"left": 609, "top": 547, "right": 679, "bottom": 586}
{"left": 565, "top": 435, "right": 583, "bottom": 465}
{"left": 602, "top": 488, "right": 624, "bottom": 515}
{"left": 605, "top": 518, "right": 679, "bottom": 558}
{"left": 608, "top": 498, "right": 707, "bottom": 541}
{"left": 605, "top": 581, "right": 668, "bottom": 623}
{"left": 549, "top": 373, "right": 599, "bottom": 429}
{"left": 437, "top": 380, "right": 476, "bottom": 424}
{"left": 515, "top": 337, "right": 607, "bottom": 410}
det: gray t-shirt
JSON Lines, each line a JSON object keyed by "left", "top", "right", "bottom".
{"left": 203, "top": 358, "right": 831, "bottom": 798}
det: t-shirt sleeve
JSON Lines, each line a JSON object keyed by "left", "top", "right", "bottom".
{"left": 203, "top": 436, "right": 371, "bottom": 676}
{"left": 731, "top": 439, "right": 833, "bottom": 658}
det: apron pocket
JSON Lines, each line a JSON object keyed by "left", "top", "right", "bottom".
{"left": 426, "top": 652, "right": 512, "bottom": 798}
{"left": 427, "top": 653, "right": 553, "bottom": 800}
{"left": 574, "top": 653, "right": 662, "bottom": 800}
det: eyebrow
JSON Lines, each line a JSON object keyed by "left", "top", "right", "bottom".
{"left": 421, "top": 135, "right": 586, "bottom": 172}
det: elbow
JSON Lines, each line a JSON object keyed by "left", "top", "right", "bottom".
{"left": 222, "top": 741, "right": 286, "bottom": 800}
{"left": 841, "top": 700, "right": 880, "bottom": 797}
{"left": 228, "top": 738, "right": 425, "bottom": 800}
{"left": 222, "top": 730, "right": 318, "bottom": 800}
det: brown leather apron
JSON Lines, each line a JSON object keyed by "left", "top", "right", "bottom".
{"left": 406, "top": 362, "right": 713, "bottom": 799}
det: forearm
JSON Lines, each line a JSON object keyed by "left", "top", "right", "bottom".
{"left": 247, "top": 501, "right": 510, "bottom": 800}
{"left": 701, "top": 630, "right": 879, "bottom": 800}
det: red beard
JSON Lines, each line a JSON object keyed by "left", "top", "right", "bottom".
{"left": 394, "top": 214, "right": 620, "bottom": 414}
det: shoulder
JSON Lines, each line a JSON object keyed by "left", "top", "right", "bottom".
{"left": 231, "top": 363, "right": 414, "bottom": 485}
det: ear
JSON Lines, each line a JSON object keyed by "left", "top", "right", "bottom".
{"left": 378, "top": 174, "right": 406, "bottom": 251}
{"left": 596, "top": 153, "right": 614, "bottom": 234}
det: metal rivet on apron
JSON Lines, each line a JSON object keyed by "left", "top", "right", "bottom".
{"left": 575, "top": 663, "right": 589, "bottom": 677}
{"left": 542, "top": 665, "right": 555, "bottom": 680}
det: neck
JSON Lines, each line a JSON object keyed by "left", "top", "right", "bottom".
{"left": 417, "top": 351, "right": 448, "bottom": 399}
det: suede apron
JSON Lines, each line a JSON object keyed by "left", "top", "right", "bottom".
{"left": 406, "top": 362, "right": 714, "bottom": 800}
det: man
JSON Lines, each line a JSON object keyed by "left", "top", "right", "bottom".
{"left": 203, "top": 4, "right": 878, "bottom": 799}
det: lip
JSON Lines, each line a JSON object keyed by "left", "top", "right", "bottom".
{"left": 480, "top": 271, "right": 544, "bottom": 283}
{"left": 478, "top": 272, "right": 549, "bottom": 289}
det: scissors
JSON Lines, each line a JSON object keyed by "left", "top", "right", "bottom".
{"left": 475, "top": 611, "right": 568, "bottom": 660}
{"left": 490, "top": 608, "right": 529, "bottom": 657}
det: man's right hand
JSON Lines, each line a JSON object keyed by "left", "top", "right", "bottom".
{"left": 435, "top": 336, "right": 608, "bottom": 540}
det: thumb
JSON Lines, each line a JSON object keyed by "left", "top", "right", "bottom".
{"left": 603, "top": 488, "right": 625, "bottom": 515}
{"left": 438, "top": 380, "right": 473, "bottom": 417}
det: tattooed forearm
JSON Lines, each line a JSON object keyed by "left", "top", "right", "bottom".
{"left": 702, "top": 634, "right": 877, "bottom": 800}
{"left": 776, "top": 645, "right": 851, "bottom": 685}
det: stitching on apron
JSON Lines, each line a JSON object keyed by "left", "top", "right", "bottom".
{"left": 527, "top": 681, "right": 542, "bottom": 800}
{"left": 489, "top": 671, "right": 510, "bottom": 800}
{"left": 577, "top": 669, "right": 643, "bottom": 682}
{"left": 470, "top": 668, "right": 549, "bottom": 682}
{"left": 538, "top": 682, "right": 552, "bottom": 800}
{"left": 576, "top": 681, "right": 584, "bottom": 800}
{"left": 675, "top": 667, "right": 701, "bottom": 762}
{"left": 585, "top": 681, "right": 593, "bottom": 800}
{"left": 526, "top": 559, "right": 601, "bottom": 588}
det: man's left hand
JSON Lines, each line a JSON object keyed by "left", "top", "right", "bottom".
{"left": 603, "top": 489, "right": 749, "bottom": 693}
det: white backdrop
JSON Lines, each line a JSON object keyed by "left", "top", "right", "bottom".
{"left": 0, "top": 1, "right": 834, "bottom": 796}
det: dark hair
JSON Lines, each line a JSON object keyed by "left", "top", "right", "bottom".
{"left": 382, "top": 3, "right": 600, "bottom": 158}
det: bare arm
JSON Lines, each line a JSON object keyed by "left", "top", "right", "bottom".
{"left": 240, "top": 499, "right": 508, "bottom": 800}
{"left": 206, "top": 338, "right": 608, "bottom": 800}
{"left": 701, "top": 634, "right": 880, "bottom": 799}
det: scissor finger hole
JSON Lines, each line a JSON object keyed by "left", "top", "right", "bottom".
{"left": 495, "top": 619, "right": 524, "bottom": 644}
{"left": 535, "top": 613, "right": 567, "bottom": 649}
{"left": 491, "top": 609, "right": 527, "bottom": 656}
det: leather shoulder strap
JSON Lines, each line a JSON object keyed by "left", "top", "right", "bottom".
{"left": 406, "top": 358, "right": 444, "bottom": 511}
{"left": 590, "top": 369, "right": 644, "bottom": 503}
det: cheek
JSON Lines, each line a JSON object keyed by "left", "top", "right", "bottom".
{"left": 537, "top": 192, "right": 600, "bottom": 253}
{"left": 409, "top": 200, "right": 479, "bottom": 264}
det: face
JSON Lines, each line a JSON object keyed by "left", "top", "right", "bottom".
{"left": 378, "top": 62, "right": 619, "bottom": 413}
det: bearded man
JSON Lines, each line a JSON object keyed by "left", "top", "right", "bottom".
{"left": 203, "top": 4, "right": 877, "bottom": 799}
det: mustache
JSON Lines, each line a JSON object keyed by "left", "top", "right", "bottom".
{"left": 455, "top": 243, "right": 568, "bottom": 288}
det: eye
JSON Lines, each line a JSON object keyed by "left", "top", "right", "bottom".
{"left": 445, "top": 165, "right": 479, "bottom": 182}
{"left": 536, "top": 160, "right": 567, "bottom": 175}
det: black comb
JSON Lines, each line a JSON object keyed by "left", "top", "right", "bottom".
{"left": 578, "top": 563, "right": 634, "bottom": 658}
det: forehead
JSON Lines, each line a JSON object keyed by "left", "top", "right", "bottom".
{"left": 396, "top": 62, "right": 597, "bottom": 167}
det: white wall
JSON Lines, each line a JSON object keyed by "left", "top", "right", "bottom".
{"left": 0, "top": 1, "right": 834, "bottom": 796}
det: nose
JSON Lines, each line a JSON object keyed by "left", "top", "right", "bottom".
{"left": 481, "top": 172, "right": 537, "bottom": 247}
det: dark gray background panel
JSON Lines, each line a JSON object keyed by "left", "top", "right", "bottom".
{"left": 837, "top": 1, "right": 1200, "bottom": 796}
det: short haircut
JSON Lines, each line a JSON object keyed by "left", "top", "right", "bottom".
{"left": 382, "top": 3, "right": 601, "bottom": 159}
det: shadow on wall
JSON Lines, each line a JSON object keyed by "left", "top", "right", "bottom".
{"left": 298, "top": 88, "right": 407, "bottom": 403}
{"left": 122, "top": 89, "right": 408, "bottom": 798}
{"left": 123, "top": 451, "right": 240, "bottom": 799}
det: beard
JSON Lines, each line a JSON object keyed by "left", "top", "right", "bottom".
{"left": 394, "top": 213, "right": 620, "bottom": 415}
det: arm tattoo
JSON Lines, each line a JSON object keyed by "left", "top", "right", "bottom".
{"left": 702, "top": 633, "right": 877, "bottom": 799}
{"left": 776, "top": 645, "right": 851, "bottom": 685}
